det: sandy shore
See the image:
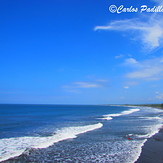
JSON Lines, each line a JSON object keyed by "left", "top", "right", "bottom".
{"left": 135, "top": 127, "right": 163, "bottom": 163}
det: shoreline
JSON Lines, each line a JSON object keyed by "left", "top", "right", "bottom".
{"left": 122, "top": 104, "right": 163, "bottom": 110}
{"left": 135, "top": 106, "right": 163, "bottom": 163}
{"left": 135, "top": 126, "right": 163, "bottom": 163}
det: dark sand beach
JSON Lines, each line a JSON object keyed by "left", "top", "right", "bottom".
{"left": 136, "top": 127, "right": 163, "bottom": 163}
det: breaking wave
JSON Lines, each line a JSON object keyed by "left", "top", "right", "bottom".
{"left": 100, "top": 108, "right": 140, "bottom": 120}
{"left": 0, "top": 123, "right": 103, "bottom": 162}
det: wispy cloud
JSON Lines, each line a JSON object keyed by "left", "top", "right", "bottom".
{"left": 115, "top": 54, "right": 124, "bottom": 59}
{"left": 94, "top": 17, "right": 163, "bottom": 50}
{"left": 124, "top": 58, "right": 138, "bottom": 65}
{"left": 155, "top": 92, "right": 163, "bottom": 100}
{"left": 63, "top": 79, "right": 108, "bottom": 93}
{"left": 124, "top": 57, "right": 163, "bottom": 80}
{"left": 152, "top": 0, "right": 163, "bottom": 5}
{"left": 72, "top": 82, "right": 101, "bottom": 88}
{"left": 123, "top": 86, "right": 129, "bottom": 89}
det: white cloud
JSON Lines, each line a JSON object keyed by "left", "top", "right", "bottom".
{"left": 115, "top": 54, "right": 124, "bottom": 59}
{"left": 126, "top": 67, "right": 162, "bottom": 80}
{"left": 94, "top": 17, "right": 163, "bottom": 50}
{"left": 125, "top": 57, "right": 163, "bottom": 80}
{"left": 125, "top": 58, "right": 138, "bottom": 65}
{"left": 72, "top": 82, "right": 101, "bottom": 88}
{"left": 123, "top": 86, "right": 129, "bottom": 89}
{"left": 155, "top": 92, "right": 163, "bottom": 100}
{"left": 63, "top": 79, "right": 108, "bottom": 93}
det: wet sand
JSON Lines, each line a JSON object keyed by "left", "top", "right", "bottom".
{"left": 136, "top": 127, "right": 163, "bottom": 163}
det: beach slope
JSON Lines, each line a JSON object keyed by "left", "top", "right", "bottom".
{"left": 136, "top": 128, "right": 163, "bottom": 163}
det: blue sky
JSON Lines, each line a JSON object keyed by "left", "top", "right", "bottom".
{"left": 0, "top": 0, "right": 163, "bottom": 104}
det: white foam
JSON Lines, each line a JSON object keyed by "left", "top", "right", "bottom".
{"left": 129, "top": 123, "right": 163, "bottom": 162}
{"left": 139, "top": 116, "right": 162, "bottom": 121}
{"left": 102, "top": 108, "right": 140, "bottom": 120}
{"left": 131, "top": 139, "right": 147, "bottom": 163}
{"left": 145, "top": 117, "right": 162, "bottom": 120}
{"left": 0, "top": 123, "right": 103, "bottom": 162}
{"left": 135, "top": 134, "right": 149, "bottom": 139}
{"left": 98, "top": 117, "right": 113, "bottom": 120}
{"left": 146, "top": 124, "right": 162, "bottom": 138}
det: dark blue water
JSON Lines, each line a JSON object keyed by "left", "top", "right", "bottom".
{"left": 0, "top": 104, "right": 162, "bottom": 162}
{"left": 0, "top": 104, "right": 127, "bottom": 138}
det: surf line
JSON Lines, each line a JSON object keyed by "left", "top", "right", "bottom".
{"left": 99, "top": 108, "right": 140, "bottom": 120}
{"left": 0, "top": 123, "right": 103, "bottom": 162}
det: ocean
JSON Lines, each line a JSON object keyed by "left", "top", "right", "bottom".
{"left": 0, "top": 104, "right": 163, "bottom": 162}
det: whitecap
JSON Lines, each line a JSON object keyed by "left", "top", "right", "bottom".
{"left": 101, "top": 108, "right": 140, "bottom": 120}
{"left": 0, "top": 123, "right": 103, "bottom": 162}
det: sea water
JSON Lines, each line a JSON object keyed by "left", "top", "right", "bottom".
{"left": 0, "top": 104, "right": 162, "bottom": 162}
